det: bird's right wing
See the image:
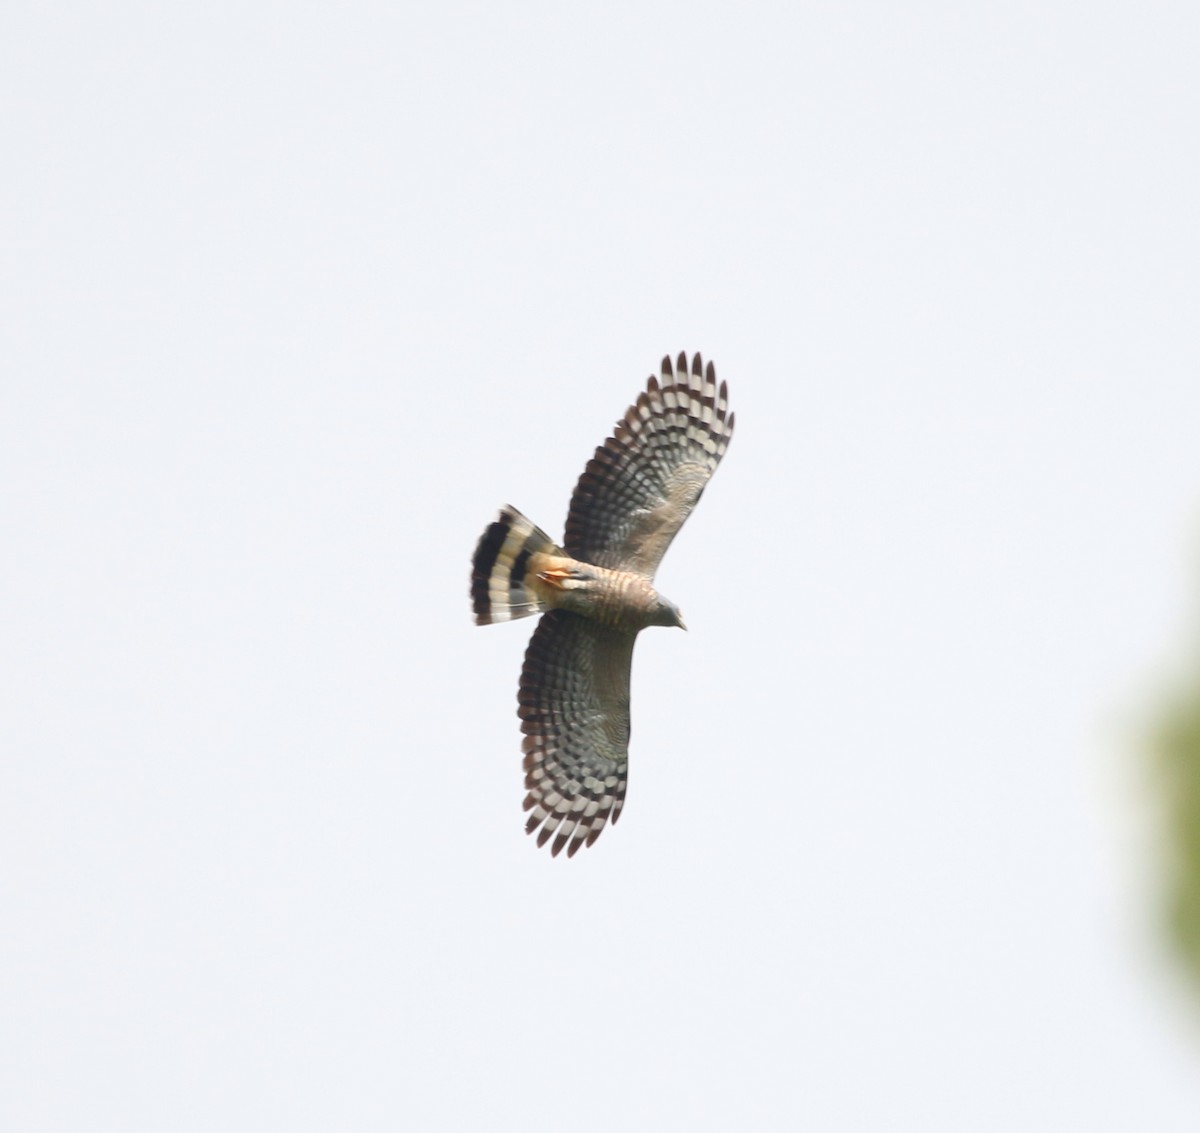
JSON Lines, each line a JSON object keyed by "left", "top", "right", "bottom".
{"left": 563, "top": 352, "right": 734, "bottom": 579}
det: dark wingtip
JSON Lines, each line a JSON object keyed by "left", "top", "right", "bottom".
{"left": 676, "top": 350, "right": 687, "bottom": 374}
{"left": 691, "top": 352, "right": 703, "bottom": 377}
{"left": 706, "top": 360, "right": 715, "bottom": 383}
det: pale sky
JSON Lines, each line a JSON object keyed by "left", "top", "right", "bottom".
{"left": 4, "top": 3, "right": 1200, "bottom": 1129}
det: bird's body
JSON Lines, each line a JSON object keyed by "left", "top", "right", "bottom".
{"left": 471, "top": 352, "right": 734, "bottom": 857}
{"left": 474, "top": 524, "right": 680, "bottom": 633}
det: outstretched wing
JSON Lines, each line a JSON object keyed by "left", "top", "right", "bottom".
{"left": 518, "top": 610, "right": 635, "bottom": 858}
{"left": 564, "top": 352, "right": 735, "bottom": 578}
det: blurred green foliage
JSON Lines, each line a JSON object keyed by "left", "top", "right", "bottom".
{"left": 1155, "top": 677, "right": 1200, "bottom": 985}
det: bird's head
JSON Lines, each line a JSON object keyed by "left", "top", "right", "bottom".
{"left": 650, "top": 596, "right": 687, "bottom": 631}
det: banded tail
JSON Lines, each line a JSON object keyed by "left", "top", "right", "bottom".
{"left": 471, "top": 506, "right": 561, "bottom": 625}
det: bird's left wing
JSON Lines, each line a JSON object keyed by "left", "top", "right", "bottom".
{"left": 518, "top": 610, "right": 635, "bottom": 857}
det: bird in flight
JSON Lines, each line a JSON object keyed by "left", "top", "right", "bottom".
{"left": 471, "top": 352, "right": 735, "bottom": 857}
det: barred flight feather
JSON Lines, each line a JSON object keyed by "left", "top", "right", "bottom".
{"left": 564, "top": 352, "right": 734, "bottom": 578}
{"left": 518, "top": 611, "right": 633, "bottom": 858}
